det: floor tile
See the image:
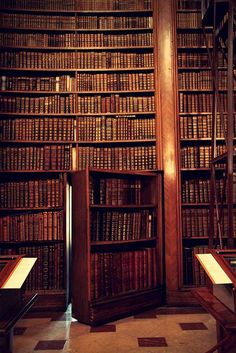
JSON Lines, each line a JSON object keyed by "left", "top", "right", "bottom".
{"left": 34, "top": 340, "right": 66, "bottom": 350}
{"left": 179, "top": 322, "right": 208, "bottom": 330}
{"left": 90, "top": 325, "right": 116, "bottom": 332}
{"left": 138, "top": 337, "right": 168, "bottom": 347}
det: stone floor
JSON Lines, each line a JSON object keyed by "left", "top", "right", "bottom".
{"left": 13, "top": 306, "right": 220, "bottom": 353}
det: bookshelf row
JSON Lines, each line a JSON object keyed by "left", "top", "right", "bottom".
{"left": 182, "top": 208, "right": 236, "bottom": 238}
{"left": 0, "top": 176, "right": 64, "bottom": 208}
{"left": 1, "top": 72, "right": 155, "bottom": 92}
{"left": 179, "top": 114, "right": 236, "bottom": 139}
{"left": 178, "top": 71, "right": 236, "bottom": 90}
{"left": 179, "top": 92, "right": 236, "bottom": 113}
{"left": 0, "top": 145, "right": 72, "bottom": 171}
{"left": 91, "top": 248, "right": 157, "bottom": 300}
{"left": 0, "top": 210, "right": 64, "bottom": 242}
{"left": 0, "top": 244, "right": 64, "bottom": 290}
{"left": 90, "top": 210, "right": 154, "bottom": 241}
{"left": 176, "top": 12, "right": 202, "bottom": 28}
{"left": 177, "top": 51, "right": 226, "bottom": 68}
{"left": 0, "top": 14, "right": 153, "bottom": 30}
{"left": 0, "top": 115, "right": 155, "bottom": 142}
{"left": 177, "top": 33, "right": 212, "bottom": 47}
{"left": 0, "top": 51, "right": 154, "bottom": 69}
{"left": 0, "top": 145, "right": 156, "bottom": 171}
{"left": 177, "top": 1, "right": 201, "bottom": 10}
{"left": 0, "top": 32, "right": 153, "bottom": 48}
{"left": 90, "top": 177, "right": 143, "bottom": 205}
{"left": 0, "top": 95, "right": 155, "bottom": 114}
{"left": 0, "top": 0, "right": 153, "bottom": 11}
{"left": 77, "top": 145, "right": 156, "bottom": 170}
{"left": 181, "top": 177, "right": 236, "bottom": 204}
{"left": 180, "top": 145, "right": 227, "bottom": 169}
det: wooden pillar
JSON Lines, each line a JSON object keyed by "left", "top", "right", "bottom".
{"left": 157, "top": 0, "right": 182, "bottom": 302}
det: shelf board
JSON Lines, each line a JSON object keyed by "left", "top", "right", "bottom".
{"left": 0, "top": 8, "right": 153, "bottom": 14}
{"left": 0, "top": 89, "right": 155, "bottom": 94}
{"left": 91, "top": 237, "right": 156, "bottom": 246}
{"left": 91, "top": 286, "right": 160, "bottom": 306}
{"left": 181, "top": 168, "right": 211, "bottom": 171}
{"left": 1, "top": 45, "right": 155, "bottom": 51}
{"left": 0, "top": 139, "right": 156, "bottom": 145}
{"left": 90, "top": 204, "right": 156, "bottom": 209}
{"left": 0, "top": 26, "right": 153, "bottom": 33}
{"left": 0, "top": 206, "right": 63, "bottom": 211}
{"left": 0, "top": 111, "right": 156, "bottom": 117}
{"left": 181, "top": 203, "right": 210, "bottom": 207}
{"left": 0, "top": 169, "right": 72, "bottom": 173}
{"left": 0, "top": 67, "right": 155, "bottom": 72}
{"left": 0, "top": 239, "right": 64, "bottom": 245}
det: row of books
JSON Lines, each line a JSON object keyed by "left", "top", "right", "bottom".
{"left": 90, "top": 177, "right": 143, "bottom": 205}
{"left": 183, "top": 246, "right": 207, "bottom": 286}
{"left": 77, "top": 95, "right": 155, "bottom": 114}
{"left": 0, "top": 177, "right": 64, "bottom": 208}
{"left": 1, "top": 75, "right": 76, "bottom": 92}
{"left": 0, "top": 51, "right": 154, "bottom": 70}
{"left": 90, "top": 210, "right": 154, "bottom": 242}
{"left": 91, "top": 248, "right": 157, "bottom": 300}
{"left": 0, "top": 32, "right": 153, "bottom": 48}
{"left": 0, "top": 210, "right": 64, "bottom": 242}
{"left": 179, "top": 93, "right": 236, "bottom": 113}
{"left": 0, "top": 244, "right": 64, "bottom": 290}
{"left": 0, "top": 145, "right": 72, "bottom": 171}
{"left": 0, "top": 116, "right": 155, "bottom": 142}
{"left": 178, "top": 71, "right": 236, "bottom": 90}
{"left": 0, "top": 0, "right": 152, "bottom": 11}
{"left": 77, "top": 145, "right": 156, "bottom": 170}
{"left": 76, "top": 72, "right": 155, "bottom": 92}
{"left": 177, "top": 33, "right": 212, "bottom": 47}
{"left": 0, "top": 14, "right": 77, "bottom": 29}
{"left": 182, "top": 208, "right": 236, "bottom": 238}
{"left": 179, "top": 114, "right": 230, "bottom": 139}
{"left": 177, "top": 0, "right": 201, "bottom": 10}
{"left": 1, "top": 14, "right": 153, "bottom": 30}
{"left": 0, "top": 117, "right": 75, "bottom": 141}
{"left": 76, "top": 0, "right": 152, "bottom": 11}
{"left": 76, "top": 116, "right": 155, "bottom": 141}
{"left": 177, "top": 12, "right": 202, "bottom": 28}
{"left": 0, "top": 95, "right": 75, "bottom": 114}
{"left": 177, "top": 52, "right": 226, "bottom": 68}
{"left": 181, "top": 178, "right": 230, "bottom": 204}
{"left": 0, "top": 95, "right": 155, "bottom": 114}
{"left": 0, "top": 0, "right": 75, "bottom": 10}
{"left": 180, "top": 145, "right": 226, "bottom": 168}
{"left": 77, "top": 16, "right": 153, "bottom": 30}
{"left": 1, "top": 73, "right": 153, "bottom": 93}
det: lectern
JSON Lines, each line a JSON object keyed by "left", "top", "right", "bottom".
{"left": 193, "top": 249, "right": 236, "bottom": 353}
{"left": 0, "top": 255, "right": 38, "bottom": 353}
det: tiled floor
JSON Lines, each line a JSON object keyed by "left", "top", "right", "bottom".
{"left": 13, "top": 306, "right": 219, "bottom": 353}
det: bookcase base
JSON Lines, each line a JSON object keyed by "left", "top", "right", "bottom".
{"left": 73, "top": 287, "right": 165, "bottom": 326}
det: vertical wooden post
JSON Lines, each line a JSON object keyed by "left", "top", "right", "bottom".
{"left": 157, "top": 0, "right": 182, "bottom": 300}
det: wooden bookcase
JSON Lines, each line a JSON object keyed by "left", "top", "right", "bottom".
{"left": 0, "top": 0, "right": 74, "bottom": 310}
{"left": 176, "top": 0, "right": 214, "bottom": 287}
{"left": 0, "top": 0, "right": 159, "bottom": 311}
{"left": 71, "top": 168, "right": 164, "bottom": 325}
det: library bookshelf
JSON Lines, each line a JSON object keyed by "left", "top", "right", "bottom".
{"left": 176, "top": 0, "right": 236, "bottom": 289}
{"left": 71, "top": 168, "right": 164, "bottom": 325}
{"left": 176, "top": 0, "right": 213, "bottom": 287}
{"left": 0, "top": 0, "right": 160, "bottom": 312}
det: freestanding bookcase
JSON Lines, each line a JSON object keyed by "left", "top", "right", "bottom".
{"left": 71, "top": 168, "right": 164, "bottom": 325}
